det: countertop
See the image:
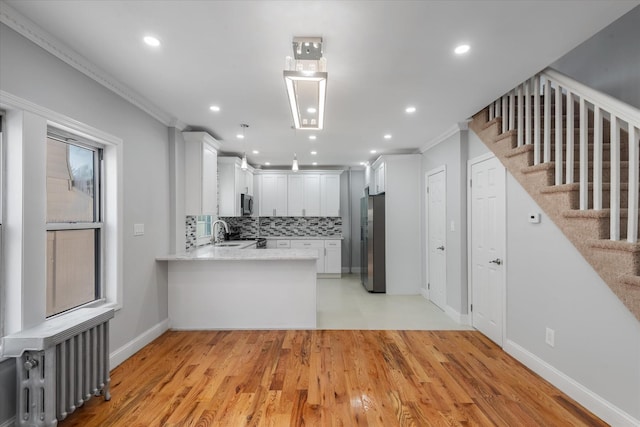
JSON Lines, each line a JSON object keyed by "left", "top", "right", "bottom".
{"left": 157, "top": 244, "right": 319, "bottom": 262}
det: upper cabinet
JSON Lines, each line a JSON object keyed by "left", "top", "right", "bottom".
{"left": 320, "top": 174, "right": 340, "bottom": 216}
{"left": 260, "top": 173, "right": 288, "bottom": 216}
{"left": 218, "top": 157, "right": 254, "bottom": 217}
{"left": 183, "top": 132, "right": 221, "bottom": 216}
{"left": 259, "top": 170, "right": 341, "bottom": 217}
{"left": 288, "top": 174, "right": 320, "bottom": 216}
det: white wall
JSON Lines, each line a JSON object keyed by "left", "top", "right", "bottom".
{"left": 0, "top": 23, "right": 171, "bottom": 423}
{"left": 551, "top": 5, "right": 640, "bottom": 109}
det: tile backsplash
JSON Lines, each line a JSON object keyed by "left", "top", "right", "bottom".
{"left": 185, "top": 216, "right": 342, "bottom": 251}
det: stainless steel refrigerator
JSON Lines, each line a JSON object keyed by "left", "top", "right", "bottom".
{"left": 360, "top": 194, "right": 385, "bottom": 292}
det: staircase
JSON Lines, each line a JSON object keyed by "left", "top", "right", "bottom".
{"left": 469, "top": 68, "right": 640, "bottom": 322}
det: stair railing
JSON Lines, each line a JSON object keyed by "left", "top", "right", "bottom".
{"left": 487, "top": 67, "right": 640, "bottom": 243}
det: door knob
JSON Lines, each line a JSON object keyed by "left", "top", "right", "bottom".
{"left": 489, "top": 258, "right": 502, "bottom": 265}
{"left": 436, "top": 246, "right": 445, "bottom": 251}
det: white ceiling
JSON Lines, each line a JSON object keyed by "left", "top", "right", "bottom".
{"left": 3, "top": 0, "right": 638, "bottom": 168}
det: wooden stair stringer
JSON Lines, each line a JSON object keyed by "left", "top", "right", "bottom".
{"left": 470, "top": 108, "right": 640, "bottom": 322}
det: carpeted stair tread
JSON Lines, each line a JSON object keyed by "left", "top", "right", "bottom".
{"left": 620, "top": 275, "right": 640, "bottom": 288}
{"left": 504, "top": 145, "right": 534, "bottom": 158}
{"left": 481, "top": 117, "right": 501, "bottom": 131}
{"left": 562, "top": 208, "right": 638, "bottom": 219}
{"left": 588, "top": 239, "right": 640, "bottom": 252}
{"left": 521, "top": 163, "right": 555, "bottom": 174}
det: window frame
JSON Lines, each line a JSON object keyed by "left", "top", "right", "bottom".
{"left": 195, "top": 215, "right": 213, "bottom": 246}
{"left": 0, "top": 92, "right": 123, "bottom": 339}
{"left": 0, "top": 112, "right": 5, "bottom": 342}
{"left": 45, "top": 130, "right": 105, "bottom": 317}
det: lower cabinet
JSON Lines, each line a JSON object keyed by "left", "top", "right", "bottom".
{"left": 324, "top": 240, "right": 341, "bottom": 274}
{"left": 283, "top": 239, "right": 341, "bottom": 275}
{"left": 291, "top": 240, "right": 325, "bottom": 273}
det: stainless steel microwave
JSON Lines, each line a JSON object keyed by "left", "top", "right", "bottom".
{"left": 240, "top": 194, "right": 253, "bottom": 216}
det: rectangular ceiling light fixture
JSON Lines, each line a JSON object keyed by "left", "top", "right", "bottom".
{"left": 284, "top": 37, "right": 327, "bottom": 130}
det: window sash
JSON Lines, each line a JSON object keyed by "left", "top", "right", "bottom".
{"left": 46, "top": 128, "right": 104, "bottom": 317}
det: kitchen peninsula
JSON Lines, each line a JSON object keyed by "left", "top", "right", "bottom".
{"left": 157, "top": 245, "right": 318, "bottom": 329}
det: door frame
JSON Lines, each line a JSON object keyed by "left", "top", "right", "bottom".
{"left": 466, "top": 152, "right": 507, "bottom": 346}
{"left": 424, "top": 165, "right": 446, "bottom": 306}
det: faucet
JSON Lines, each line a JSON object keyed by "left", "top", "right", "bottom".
{"left": 211, "top": 220, "right": 229, "bottom": 244}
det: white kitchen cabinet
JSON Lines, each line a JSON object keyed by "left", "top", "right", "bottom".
{"left": 291, "top": 240, "right": 325, "bottom": 273}
{"left": 218, "top": 157, "right": 255, "bottom": 217}
{"left": 183, "top": 132, "right": 221, "bottom": 216}
{"left": 288, "top": 174, "right": 320, "bottom": 216}
{"left": 320, "top": 174, "right": 340, "bottom": 216}
{"left": 324, "top": 240, "right": 341, "bottom": 275}
{"left": 260, "top": 174, "right": 288, "bottom": 216}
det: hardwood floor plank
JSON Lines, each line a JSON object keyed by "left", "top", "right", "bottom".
{"left": 59, "top": 330, "right": 607, "bottom": 426}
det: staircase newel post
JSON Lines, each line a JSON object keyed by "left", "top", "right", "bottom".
{"left": 627, "top": 125, "right": 638, "bottom": 243}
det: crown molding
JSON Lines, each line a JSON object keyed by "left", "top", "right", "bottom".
{"left": 419, "top": 121, "right": 470, "bottom": 153}
{"left": 0, "top": 1, "right": 181, "bottom": 128}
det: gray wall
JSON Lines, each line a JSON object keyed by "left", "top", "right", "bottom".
{"left": 504, "top": 167, "right": 640, "bottom": 419}
{"left": 0, "top": 23, "right": 171, "bottom": 424}
{"left": 551, "top": 5, "right": 640, "bottom": 109}
{"left": 421, "top": 131, "right": 481, "bottom": 314}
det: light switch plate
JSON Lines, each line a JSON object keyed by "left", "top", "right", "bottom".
{"left": 134, "top": 223, "right": 144, "bottom": 236}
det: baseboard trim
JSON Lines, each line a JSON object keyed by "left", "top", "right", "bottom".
{"left": 504, "top": 339, "right": 640, "bottom": 427}
{"left": 445, "top": 306, "right": 470, "bottom": 325}
{"left": 109, "top": 318, "right": 169, "bottom": 369}
{"left": 0, "top": 416, "right": 15, "bottom": 427}
{"left": 420, "top": 288, "right": 429, "bottom": 299}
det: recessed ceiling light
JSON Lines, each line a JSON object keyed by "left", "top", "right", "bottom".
{"left": 405, "top": 106, "right": 416, "bottom": 114}
{"left": 384, "top": 134, "right": 392, "bottom": 140}
{"left": 236, "top": 134, "right": 244, "bottom": 139}
{"left": 312, "top": 162, "right": 318, "bottom": 166}
{"left": 265, "top": 162, "right": 271, "bottom": 166}
{"left": 454, "top": 44, "right": 470, "bottom": 55}
{"left": 370, "top": 150, "right": 377, "bottom": 154}
{"left": 143, "top": 36, "right": 161, "bottom": 47}
{"left": 310, "top": 151, "right": 317, "bottom": 155}
{"left": 209, "top": 105, "right": 220, "bottom": 112}
{"left": 252, "top": 150, "right": 259, "bottom": 154}
{"left": 307, "top": 107, "right": 317, "bottom": 114}
{"left": 309, "top": 135, "right": 317, "bottom": 140}
{"left": 360, "top": 162, "right": 367, "bottom": 166}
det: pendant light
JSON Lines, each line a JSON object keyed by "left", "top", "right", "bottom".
{"left": 239, "top": 124, "right": 249, "bottom": 170}
{"left": 292, "top": 153, "right": 299, "bottom": 171}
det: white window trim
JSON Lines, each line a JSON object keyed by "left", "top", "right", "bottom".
{"left": 0, "top": 91, "right": 123, "bottom": 341}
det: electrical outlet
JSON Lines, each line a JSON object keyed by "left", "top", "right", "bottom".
{"left": 545, "top": 327, "right": 555, "bottom": 347}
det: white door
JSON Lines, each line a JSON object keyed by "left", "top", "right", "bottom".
{"left": 470, "top": 155, "right": 506, "bottom": 346}
{"left": 426, "top": 167, "right": 446, "bottom": 310}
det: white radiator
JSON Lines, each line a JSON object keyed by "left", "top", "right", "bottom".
{"left": 1, "top": 307, "right": 114, "bottom": 427}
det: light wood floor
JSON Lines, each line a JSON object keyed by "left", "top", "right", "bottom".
{"left": 62, "top": 330, "right": 606, "bottom": 426}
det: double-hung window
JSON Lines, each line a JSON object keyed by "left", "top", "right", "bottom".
{"left": 46, "top": 128, "right": 103, "bottom": 317}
